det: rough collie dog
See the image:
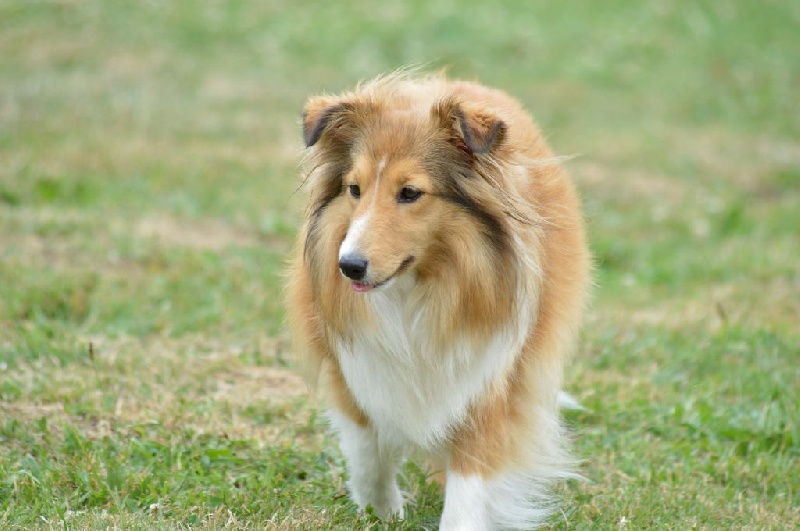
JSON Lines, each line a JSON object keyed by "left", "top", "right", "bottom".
{"left": 285, "top": 73, "right": 590, "bottom": 530}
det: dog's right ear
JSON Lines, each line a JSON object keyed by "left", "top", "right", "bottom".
{"left": 303, "top": 96, "right": 338, "bottom": 147}
{"left": 302, "top": 96, "right": 338, "bottom": 147}
{"left": 303, "top": 96, "right": 373, "bottom": 148}
{"left": 303, "top": 96, "right": 362, "bottom": 148}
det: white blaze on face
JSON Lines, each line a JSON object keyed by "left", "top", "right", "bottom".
{"left": 338, "top": 156, "right": 387, "bottom": 261}
{"left": 339, "top": 213, "right": 369, "bottom": 260}
{"left": 375, "top": 156, "right": 387, "bottom": 179}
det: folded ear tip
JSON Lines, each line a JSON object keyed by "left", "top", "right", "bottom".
{"left": 458, "top": 109, "right": 506, "bottom": 154}
{"left": 301, "top": 110, "right": 314, "bottom": 146}
{"left": 302, "top": 103, "right": 338, "bottom": 147}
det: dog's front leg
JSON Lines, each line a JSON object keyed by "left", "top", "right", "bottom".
{"left": 439, "top": 471, "right": 491, "bottom": 530}
{"left": 328, "top": 408, "right": 404, "bottom": 520}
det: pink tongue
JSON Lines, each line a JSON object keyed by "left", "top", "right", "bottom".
{"left": 352, "top": 282, "right": 373, "bottom": 292}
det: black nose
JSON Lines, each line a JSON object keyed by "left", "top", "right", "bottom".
{"left": 339, "top": 255, "right": 368, "bottom": 281}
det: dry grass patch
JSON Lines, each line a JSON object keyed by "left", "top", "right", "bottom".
{"left": 575, "top": 161, "right": 692, "bottom": 207}
{"left": 2, "top": 334, "right": 314, "bottom": 449}
{"left": 135, "top": 215, "right": 265, "bottom": 252}
{"left": 213, "top": 365, "right": 306, "bottom": 405}
{"left": 667, "top": 127, "right": 800, "bottom": 190}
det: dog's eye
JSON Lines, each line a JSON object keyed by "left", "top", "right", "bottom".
{"left": 348, "top": 184, "right": 361, "bottom": 199}
{"left": 398, "top": 187, "right": 423, "bottom": 203}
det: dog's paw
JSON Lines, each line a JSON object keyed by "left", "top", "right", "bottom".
{"left": 354, "top": 482, "right": 405, "bottom": 521}
{"left": 373, "top": 483, "right": 405, "bottom": 521}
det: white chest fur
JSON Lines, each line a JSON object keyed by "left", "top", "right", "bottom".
{"left": 335, "top": 277, "right": 529, "bottom": 450}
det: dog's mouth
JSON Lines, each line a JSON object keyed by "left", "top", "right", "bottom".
{"left": 351, "top": 256, "right": 415, "bottom": 293}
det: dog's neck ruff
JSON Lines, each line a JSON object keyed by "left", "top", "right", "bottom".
{"left": 334, "top": 274, "right": 532, "bottom": 450}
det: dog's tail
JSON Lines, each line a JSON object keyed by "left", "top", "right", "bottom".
{"left": 557, "top": 391, "right": 586, "bottom": 411}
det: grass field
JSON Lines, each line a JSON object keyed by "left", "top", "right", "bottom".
{"left": 1, "top": 1, "right": 798, "bottom": 529}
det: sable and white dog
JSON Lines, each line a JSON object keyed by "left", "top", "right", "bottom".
{"left": 285, "top": 73, "right": 591, "bottom": 530}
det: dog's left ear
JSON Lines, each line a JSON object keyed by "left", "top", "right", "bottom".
{"left": 433, "top": 98, "right": 507, "bottom": 155}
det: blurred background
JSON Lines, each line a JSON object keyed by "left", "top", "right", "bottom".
{"left": 1, "top": 1, "right": 797, "bottom": 528}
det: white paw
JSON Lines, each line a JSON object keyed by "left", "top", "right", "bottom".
{"left": 375, "top": 482, "right": 405, "bottom": 520}
{"left": 353, "top": 481, "right": 405, "bottom": 521}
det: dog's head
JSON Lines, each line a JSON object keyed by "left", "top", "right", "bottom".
{"left": 301, "top": 82, "right": 511, "bottom": 293}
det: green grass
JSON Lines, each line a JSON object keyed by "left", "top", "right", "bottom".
{"left": 1, "top": 1, "right": 798, "bottom": 528}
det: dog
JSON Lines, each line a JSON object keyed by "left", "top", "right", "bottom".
{"left": 285, "top": 72, "right": 591, "bottom": 530}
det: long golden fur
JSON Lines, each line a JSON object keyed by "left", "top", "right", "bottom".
{"left": 285, "top": 72, "right": 590, "bottom": 529}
